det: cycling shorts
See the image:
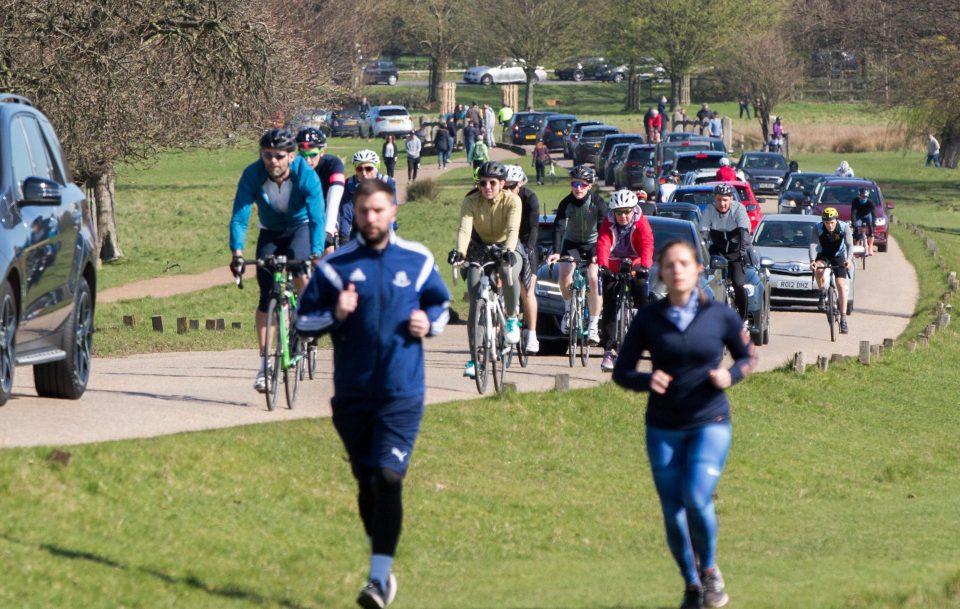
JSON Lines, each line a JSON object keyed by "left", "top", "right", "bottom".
{"left": 559, "top": 239, "right": 597, "bottom": 263}
{"left": 852, "top": 215, "right": 874, "bottom": 237}
{"left": 517, "top": 243, "right": 538, "bottom": 290}
{"left": 815, "top": 253, "right": 849, "bottom": 279}
{"left": 255, "top": 224, "right": 310, "bottom": 312}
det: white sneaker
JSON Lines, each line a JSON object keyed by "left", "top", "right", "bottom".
{"left": 588, "top": 325, "right": 600, "bottom": 345}
{"left": 357, "top": 573, "right": 397, "bottom": 608}
{"left": 463, "top": 361, "right": 476, "bottom": 378}
{"left": 253, "top": 370, "right": 266, "bottom": 393}
{"left": 560, "top": 311, "right": 570, "bottom": 334}
{"left": 505, "top": 317, "right": 521, "bottom": 345}
{"left": 524, "top": 331, "right": 540, "bottom": 354}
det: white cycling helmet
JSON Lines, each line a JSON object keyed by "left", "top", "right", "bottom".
{"left": 504, "top": 165, "right": 527, "bottom": 185}
{"left": 719, "top": 157, "right": 731, "bottom": 167}
{"left": 609, "top": 189, "right": 639, "bottom": 210}
{"left": 352, "top": 149, "right": 380, "bottom": 166}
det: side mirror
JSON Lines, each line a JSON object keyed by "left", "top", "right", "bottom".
{"left": 709, "top": 255, "right": 729, "bottom": 271}
{"left": 760, "top": 256, "right": 775, "bottom": 268}
{"left": 21, "top": 177, "right": 62, "bottom": 206}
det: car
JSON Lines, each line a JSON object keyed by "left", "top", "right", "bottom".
{"left": 562, "top": 120, "right": 603, "bottom": 159}
{"left": 0, "top": 94, "right": 98, "bottom": 405}
{"left": 667, "top": 184, "right": 743, "bottom": 208}
{"left": 555, "top": 57, "right": 612, "bottom": 81}
{"left": 573, "top": 125, "right": 621, "bottom": 165}
{"left": 508, "top": 111, "right": 554, "bottom": 144}
{"left": 463, "top": 59, "right": 547, "bottom": 85}
{"left": 736, "top": 152, "right": 789, "bottom": 195}
{"left": 778, "top": 172, "right": 832, "bottom": 213}
{"left": 753, "top": 214, "right": 857, "bottom": 311}
{"left": 655, "top": 202, "right": 702, "bottom": 227}
{"left": 811, "top": 179, "right": 894, "bottom": 252}
{"left": 597, "top": 134, "right": 645, "bottom": 184}
{"left": 287, "top": 109, "right": 331, "bottom": 135}
{"left": 537, "top": 114, "right": 578, "bottom": 150}
{"left": 613, "top": 144, "right": 657, "bottom": 191}
{"left": 694, "top": 181, "right": 763, "bottom": 233}
{"left": 673, "top": 151, "right": 743, "bottom": 185}
{"left": 362, "top": 59, "right": 399, "bottom": 86}
{"left": 603, "top": 143, "right": 634, "bottom": 186}
{"left": 361, "top": 105, "right": 414, "bottom": 139}
{"left": 328, "top": 108, "right": 362, "bottom": 137}
{"left": 596, "top": 57, "right": 667, "bottom": 83}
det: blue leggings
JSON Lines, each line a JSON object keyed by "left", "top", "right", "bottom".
{"left": 646, "top": 422, "right": 732, "bottom": 585}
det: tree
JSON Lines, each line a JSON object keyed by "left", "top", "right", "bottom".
{"left": 485, "top": 0, "right": 590, "bottom": 110}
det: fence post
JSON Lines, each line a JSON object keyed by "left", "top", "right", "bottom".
{"left": 817, "top": 355, "right": 829, "bottom": 371}
{"left": 189, "top": 319, "right": 200, "bottom": 330}
{"left": 554, "top": 374, "right": 570, "bottom": 392}
{"left": 151, "top": 315, "right": 164, "bottom": 332}
{"left": 122, "top": 315, "right": 135, "bottom": 327}
{"left": 176, "top": 317, "right": 187, "bottom": 335}
{"left": 792, "top": 351, "right": 806, "bottom": 373}
{"left": 859, "top": 340, "right": 871, "bottom": 364}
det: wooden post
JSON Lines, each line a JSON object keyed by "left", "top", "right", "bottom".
{"left": 216, "top": 319, "right": 225, "bottom": 331}
{"left": 792, "top": 351, "right": 806, "bottom": 373}
{"left": 189, "top": 319, "right": 200, "bottom": 330}
{"left": 937, "top": 313, "right": 951, "bottom": 329}
{"left": 918, "top": 335, "right": 929, "bottom": 348}
{"left": 440, "top": 82, "right": 457, "bottom": 117}
{"left": 205, "top": 319, "right": 216, "bottom": 330}
{"left": 948, "top": 272, "right": 958, "bottom": 292}
{"left": 554, "top": 374, "right": 570, "bottom": 392}
{"left": 831, "top": 353, "right": 845, "bottom": 364}
{"left": 883, "top": 338, "right": 894, "bottom": 350}
{"left": 925, "top": 324, "right": 936, "bottom": 338}
{"left": 817, "top": 355, "right": 829, "bottom": 371}
{"left": 122, "top": 315, "right": 135, "bottom": 327}
{"left": 905, "top": 340, "right": 917, "bottom": 352}
{"left": 859, "top": 340, "right": 871, "bottom": 364}
{"left": 151, "top": 315, "right": 164, "bottom": 332}
{"left": 871, "top": 344, "right": 881, "bottom": 359}
{"left": 232, "top": 322, "right": 243, "bottom": 330}
{"left": 501, "top": 382, "right": 518, "bottom": 395}
{"left": 176, "top": 317, "right": 187, "bottom": 335}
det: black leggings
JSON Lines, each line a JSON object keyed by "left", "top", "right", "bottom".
{"left": 602, "top": 274, "right": 647, "bottom": 350}
{"left": 352, "top": 463, "right": 405, "bottom": 556}
{"left": 384, "top": 157, "right": 396, "bottom": 178}
{"left": 727, "top": 258, "right": 747, "bottom": 320}
{"left": 407, "top": 156, "right": 420, "bottom": 180}
{"left": 535, "top": 161, "right": 546, "bottom": 183}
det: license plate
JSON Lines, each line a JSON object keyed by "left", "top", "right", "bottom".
{"left": 525, "top": 134, "right": 536, "bottom": 140}
{"left": 390, "top": 119, "right": 402, "bottom": 124}
{"left": 776, "top": 279, "right": 812, "bottom": 289}
{"left": 761, "top": 183, "right": 775, "bottom": 189}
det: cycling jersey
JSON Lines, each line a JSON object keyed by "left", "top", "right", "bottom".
{"left": 517, "top": 186, "right": 540, "bottom": 263}
{"left": 336, "top": 174, "right": 398, "bottom": 241}
{"left": 596, "top": 212, "right": 654, "bottom": 272}
{"left": 850, "top": 197, "right": 874, "bottom": 220}
{"left": 456, "top": 189, "right": 522, "bottom": 254}
{"left": 554, "top": 192, "right": 607, "bottom": 250}
{"left": 701, "top": 202, "right": 751, "bottom": 260}
{"left": 317, "top": 155, "right": 346, "bottom": 244}
{"left": 816, "top": 221, "right": 852, "bottom": 260}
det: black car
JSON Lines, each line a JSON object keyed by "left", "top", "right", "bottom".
{"left": 736, "top": 152, "right": 789, "bottom": 195}
{"left": 655, "top": 202, "right": 702, "bottom": 227}
{"left": 613, "top": 144, "right": 657, "bottom": 191}
{"left": 537, "top": 114, "right": 577, "bottom": 150}
{"left": 573, "top": 125, "right": 621, "bottom": 165}
{"left": 603, "top": 143, "right": 633, "bottom": 187}
{"left": 362, "top": 59, "right": 399, "bottom": 86}
{"left": 0, "top": 94, "right": 98, "bottom": 404}
{"left": 328, "top": 109, "right": 362, "bottom": 137}
{"left": 562, "top": 120, "right": 603, "bottom": 159}
{"left": 777, "top": 172, "right": 831, "bottom": 213}
{"left": 597, "top": 133, "right": 645, "bottom": 184}
{"left": 556, "top": 57, "right": 613, "bottom": 81}
{"left": 509, "top": 111, "right": 554, "bottom": 145}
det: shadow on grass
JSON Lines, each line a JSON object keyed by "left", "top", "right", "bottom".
{"left": 0, "top": 533, "right": 314, "bottom": 609}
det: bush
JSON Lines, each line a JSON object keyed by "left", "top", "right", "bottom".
{"left": 406, "top": 177, "right": 439, "bottom": 202}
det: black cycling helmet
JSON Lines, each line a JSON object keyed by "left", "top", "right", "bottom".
{"left": 296, "top": 127, "right": 326, "bottom": 148}
{"left": 789, "top": 160, "right": 799, "bottom": 171}
{"left": 477, "top": 161, "right": 506, "bottom": 180}
{"left": 570, "top": 165, "right": 596, "bottom": 184}
{"left": 713, "top": 183, "right": 735, "bottom": 197}
{"left": 858, "top": 188, "right": 870, "bottom": 198}
{"left": 260, "top": 128, "right": 296, "bottom": 151}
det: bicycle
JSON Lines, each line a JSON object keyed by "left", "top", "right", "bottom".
{"left": 239, "top": 255, "right": 309, "bottom": 410}
{"left": 604, "top": 260, "right": 645, "bottom": 351}
{"left": 453, "top": 245, "right": 512, "bottom": 394}
{"left": 555, "top": 255, "right": 592, "bottom": 368}
{"left": 852, "top": 219, "right": 870, "bottom": 270}
{"left": 812, "top": 260, "right": 843, "bottom": 342}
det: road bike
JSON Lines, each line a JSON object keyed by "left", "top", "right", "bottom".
{"left": 556, "top": 255, "right": 592, "bottom": 367}
{"left": 813, "top": 261, "right": 843, "bottom": 342}
{"left": 852, "top": 219, "right": 870, "bottom": 270}
{"left": 453, "top": 245, "right": 512, "bottom": 394}
{"left": 604, "top": 260, "right": 645, "bottom": 352}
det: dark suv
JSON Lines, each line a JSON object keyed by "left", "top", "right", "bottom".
{"left": 0, "top": 94, "right": 97, "bottom": 405}
{"left": 362, "top": 59, "right": 399, "bottom": 86}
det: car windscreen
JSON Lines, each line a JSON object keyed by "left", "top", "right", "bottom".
{"left": 547, "top": 119, "right": 575, "bottom": 131}
{"left": 610, "top": 145, "right": 631, "bottom": 160}
{"left": 628, "top": 147, "right": 656, "bottom": 163}
{"left": 581, "top": 127, "right": 620, "bottom": 139}
{"left": 657, "top": 209, "right": 699, "bottom": 224}
{"left": 753, "top": 220, "right": 818, "bottom": 248}
{"left": 378, "top": 108, "right": 409, "bottom": 117}
{"left": 672, "top": 191, "right": 723, "bottom": 207}
{"left": 818, "top": 185, "right": 880, "bottom": 205}
{"left": 650, "top": 223, "right": 702, "bottom": 262}
{"left": 603, "top": 135, "right": 643, "bottom": 151}
{"left": 783, "top": 174, "right": 825, "bottom": 193}
{"left": 674, "top": 155, "right": 723, "bottom": 172}
{"left": 572, "top": 122, "right": 602, "bottom": 134}
{"left": 516, "top": 114, "right": 543, "bottom": 126}
{"left": 742, "top": 155, "right": 787, "bottom": 170}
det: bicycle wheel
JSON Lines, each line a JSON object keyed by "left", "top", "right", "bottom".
{"left": 285, "top": 336, "right": 304, "bottom": 409}
{"left": 263, "top": 298, "right": 283, "bottom": 411}
{"left": 472, "top": 300, "right": 490, "bottom": 394}
{"left": 492, "top": 311, "right": 507, "bottom": 393}
{"left": 567, "top": 297, "right": 579, "bottom": 368}
{"left": 306, "top": 342, "right": 318, "bottom": 380}
{"left": 515, "top": 312, "right": 529, "bottom": 368}
{"left": 616, "top": 290, "right": 631, "bottom": 350}
{"left": 827, "top": 285, "right": 838, "bottom": 342}
{"left": 579, "top": 297, "right": 590, "bottom": 367}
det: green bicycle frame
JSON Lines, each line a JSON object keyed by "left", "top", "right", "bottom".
{"left": 273, "top": 269, "right": 299, "bottom": 371}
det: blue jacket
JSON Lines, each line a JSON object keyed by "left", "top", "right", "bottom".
{"left": 337, "top": 174, "right": 398, "bottom": 240}
{"left": 613, "top": 295, "right": 756, "bottom": 430}
{"left": 296, "top": 233, "right": 450, "bottom": 399}
{"left": 229, "top": 155, "right": 326, "bottom": 255}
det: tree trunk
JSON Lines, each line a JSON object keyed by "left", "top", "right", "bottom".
{"left": 758, "top": 108, "right": 770, "bottom": 146}
{"left": 523, "top": 69, "right": 536, "bottom": 111}
{"left": 624, "top": 62, "right": 639, "bottom": 112}
{"left": 88, "top": 169, "right": 124, "bottom": 262}
{"left": 680, "top": 74, "right": 691, "bottom": 106}
{"left": 429, "top": 53, "right": 448, "bottom": 105}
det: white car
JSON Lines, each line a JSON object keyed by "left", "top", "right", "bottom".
{"left": 362, "top": 105, "right": 414, "bottom": 139}
{"left": 463, "top": 59, "right": 548, "bottom": 85}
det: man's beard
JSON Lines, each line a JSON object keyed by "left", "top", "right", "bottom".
{"left": 361, "top": 225, "right": 388, "bottom": 246}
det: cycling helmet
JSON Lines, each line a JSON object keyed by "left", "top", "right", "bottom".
{"left": 636, "top": 189, "right": 648, "bottom": 200}
{"left": 713, "top": 183, "right": 735, "bottom": 197}
{"left": 504, "top": 165, "right": 527, "bottom": 185}
{"left": 789, "top": 160, "right": 799, "bottom": 171}
{"left": 609, "top": 189, "right": 638, "bottom": 210}
{"left": 259, "top": 128, "right": 296, "bottom": 151}
{"left": 858, "top": 188, "right": 870, "bottom": 198}
{"left": 822, "top": 207, "right": 840, "bottom": 220}
{"left": 668, "top": 169, "right": 681, "bottom": 179}
{"left": 296, "top": 127, "right": 326, "bottom": 148}
{"left": 570, "top": 165, "right": 596, "bottom": 184}
{"left": 719, "top": 157, "right": 731, "bottom": 167}
{"left": 477, "top": 161, "right": 506, "bottom": 179}
{"left": 352, "top": 149, "right": 380, "bottom": 166}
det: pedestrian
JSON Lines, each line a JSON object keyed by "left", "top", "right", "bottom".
{"left": 463, "top": 120, "right": 478, "bottom": 162}
{"left": 454, "top": 103, "right": 467, "bottom": 124}
{"left": 738, "top": 95, "right": 751, "bottom": 119}
{"left": 646, "top": 109, "right": 663, "bottom": 143}
{"left": 532, "top": 139, "right": 552, "bottom": 185}
{"left": 770, "top": 116, "right": 784, "bottom": 151}
{"left": 926, "top": 133, "right": 941, "bottom": 167}
{"left": 467, "top": 101, "right": 482, "bottom": 130}
{"left": 470, "top": 137, "right": 490, "bottom": 172}
{"left": 405, "top": 132, "right": 421, "bottom": 181}
{"left": 446, "top": 114, "right": 458, "bottom": 151}
{"left": 433, "top": 122, "right": 450, "bottom": 169}
{"left": 382, "top": 135, "right": 398, "bottom": 179}
{"left": 696, "top": 103, "right": 711, "bottom": 135}
{"left": 358, "top": 96, "right": 371, "bottom": 119}
{"left": 658, "top": 96, "right": 669, "bottom": 138}
{"left": 296, "top": 179, "right": 451, "bottom": 609}
{"left": 672, "top": 106, "right": 686, "bottom": 132}
{"left": 483, "top": 103, "right": 496, "bottom": 146}
{"left": 612, "top": 238, "right": 756, "bottom": 609}
{"left": 708, "top": 112, "right": 723, "bottom": 138}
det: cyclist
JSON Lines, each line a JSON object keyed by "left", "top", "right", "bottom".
{"left": 715, "top": 157, "right": 737, "bottom": 182}
{"left": 596, "top": 189, "right": 654, "bottom": 372}
{"left": 811, "top": 207, "right": 853, "bottom": 333}
{"left": 658, "top": 169, "right": 682, "bottom": 203}
{"left": 335, "top": 150, "right": 398, "bottom": 246}
{"left": 545, "top": 165, "right": 607, "bottom": 344}
{"left": 701, "top": 183, "right": 751, "bottom": 321}
{"left": 448, "top": 161, "right": 523, "bottom": 378}
{"left": 295, "top": 128, "right": 346, "bottom": 255}
{"left": 636, "top": 189, "right": 657, "bottom": 216}
{"left": 504, "top": 165, "right": 541, "bottom": 353}
{"left": 835, "top": 160, "right": 855, "bottom": 177}
{"left": 850, "top": 187, "right": 875, "bottom": 256}
{"left": 228, "top": 128, "right": 325, "bottom": 392}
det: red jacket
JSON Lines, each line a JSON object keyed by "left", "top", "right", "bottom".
{"left": 716, "top": 166, "right": 737, "bottom": 182}
{"left": 646, "top": 114, "right": 662, "bottom": 132}
{"left": 597, "top": 212, "right": 654, "bottom": 272}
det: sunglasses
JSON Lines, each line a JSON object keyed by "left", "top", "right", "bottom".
{"left": 570, "top": 181, "right": 589, "bottom": 189}
{"left": 478, "top": 179, "right": 500, "bottom": 188}
{"left": 261, "top": 152, "right": 288, "bottom": 161}
{"left": 299, "top": 149, "right": 320, "bottom": 158}
{"left": 614, "top": 209, "right": 633, "bottom": 216}
{"left": 356, "top": 165, "right": 377, "bottom": 173}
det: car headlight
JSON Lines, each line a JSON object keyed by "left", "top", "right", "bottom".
{"left": 743, "top": 284, "right": 756, "bottom": 298}
{"left": 874, "top": 217, "right": 886, "bottom": 226}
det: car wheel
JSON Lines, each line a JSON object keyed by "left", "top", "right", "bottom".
{"left": 34, "top": 277, "right": 93, "bottom": 400}
{"left": 612, "top": 73, "right": 624, "bottom": 84}
{"left": 573, "top": 71, "right": 584, "bottom": 82}
{"left": 481, "top": 74, "right": 493, "bottom": 86}
{"left": 878, "top": 242, "right": 887, "bottom": 253}
{"left": 387, "top": 75, "right": 398, "bottom": 86}
{"left": 0, "top": 281, "right": 17, "bottom": 406}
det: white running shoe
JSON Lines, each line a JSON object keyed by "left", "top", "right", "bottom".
{"left": 253, "top": 370, "right": 266, "bottom": 393}
{"left": 463, "top": 361, "right": 476, "bottom": 378}
{"left": 560, "top": 311, "right": 570, "bottom": 334}
{"left": 505, "top": 317, "right": 521, "bottom": 345}
{"left": 524, "top": 331, "right": 540, "bottom": 354}
{"left": 588, "top": 325, "right": 601, "bottom": 346}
